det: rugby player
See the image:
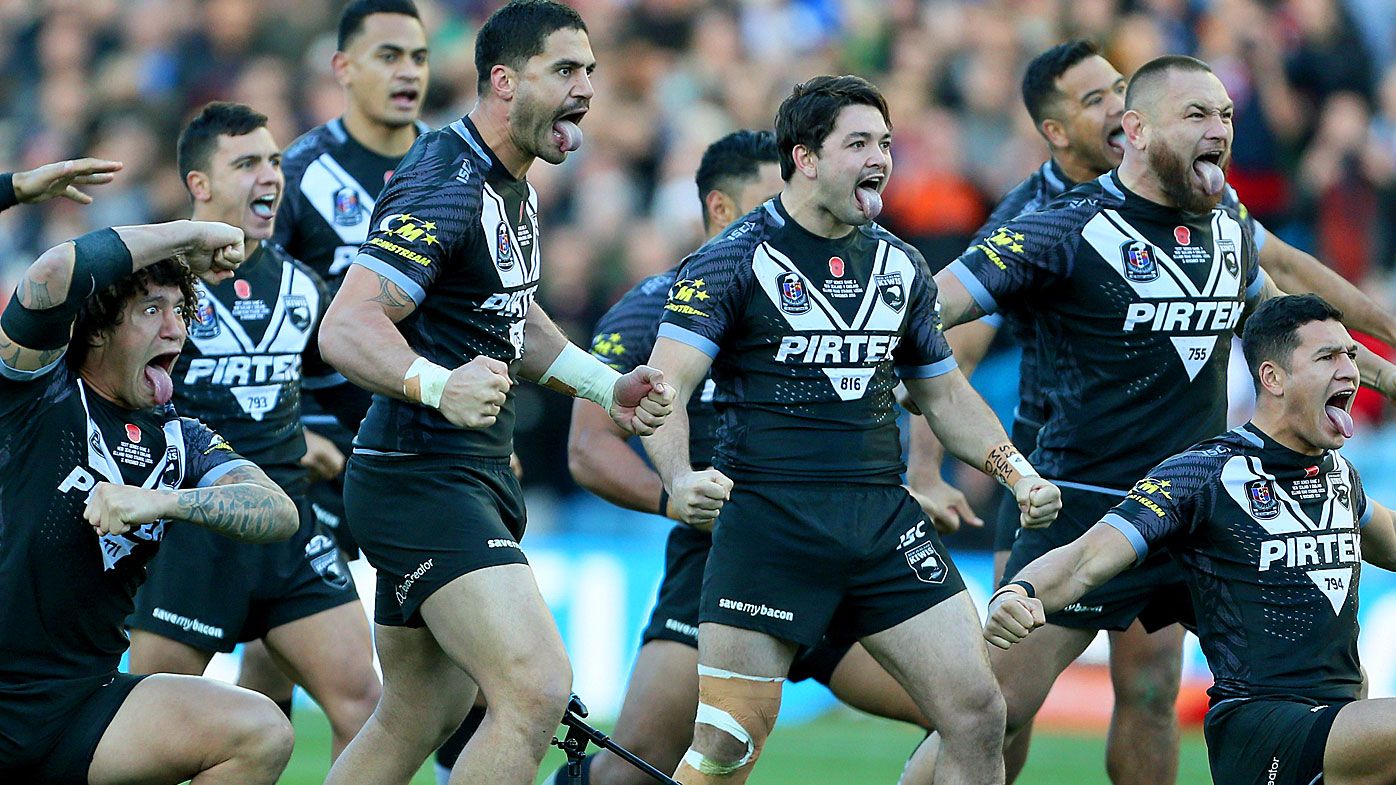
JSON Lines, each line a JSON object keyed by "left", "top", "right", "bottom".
{"left": 0, "top": 218, "right": 300, "bottom": 784}
{"left": 271, "top": 0, "right": 433, "bottom": 732}
{"left": 0, "top": 156, "right": 123, "bottom": 209}
{"left": 931, "top": 54, "right": 1396, "bottom": 780}
{"left": 319, "top": 3, "right": 674, "bottom": 784}
{"left": 644, "top": 75, "right": 1060, "bottom": 785}
{"left": 275, "top": 0, "right": 431, "bottom": 498}
{"left": 560, "top": 129, "right": 944, "bottom": 785}
{"left": 986, "top": 294, "right": 1396, "bottom": 785}
{"left": 127, "top": 102, "right": 380, "bottom": 760}
{"left": 924, "top": 40, "right": 1396, "bottom": 785}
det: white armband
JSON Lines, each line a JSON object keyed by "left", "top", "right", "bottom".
{"left": 540, "top": 343, "right": 621, "bottom": 411}
{"left": 403, "top": 357, "right": 451, "bottom": 409}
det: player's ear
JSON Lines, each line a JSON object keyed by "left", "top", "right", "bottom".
{"left": 792, "top": 144, "right": 818, "bottom": 180}
{"left": 705, "top": 189, "right": 735, "bottom": 228}
{"left": 186, "top": 171, "right": 212, "bottom": 203}
{"left": 1258, "top": 359, "right": 1285, "bottom": 397}
{"left": 331, "top": 51, "right": 351, "bottom": 87}
{"left": 1040, "top": 118, "right": 1070, "bottom": 151}
{"left": 489, "top": 64, "right": 516, "bottom": 101}
{"left": 1121, "top": 109, "right": 1146, "bottom": 150}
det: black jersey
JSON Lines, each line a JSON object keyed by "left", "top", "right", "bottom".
{"left": 175, "top": 242, "right": 328, "bottom": 493}
{"left": 947, "top": 170, "right": 1262, "bottom": 490}
{"left": 967, "top": 160, "right": 1269, "bottom": 428}
{"left": 275, "top": 117, "right": 431, "bottom": 286}
{"left": 351, "top": 117, "right": 541, "bottom": 457}
{"left": 0, "top": 361, "right": 250, "bottom": 690}
{"left": 591, "top": 268, "right": 719, "bottom": 467}
{"left": 1104, "top": 423, "right": 1371, "bottom": 704}
{"left": 658, "top": 197, "right": 956, "bottom": 483}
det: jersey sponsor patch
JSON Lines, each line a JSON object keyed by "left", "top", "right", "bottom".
{"left": 875, "top": 272, "right": 905, "bottom": 311}
{"left": 333, "top": 186, "right": 364, "bottom": 226}
{"left": 1247, "top": 479, "right": 1279, "bottom": 519}
{"left": 778, "top": 272, "right": 810, "bottom": 314}
{"left": 495, "top": 222, "right": 515, "bottom": 272}
{"left": 1122, "top": 240, "right": 1159, "bottom": 282}
{"left": 664, "top": 277, "right": 711, "bottom": 317}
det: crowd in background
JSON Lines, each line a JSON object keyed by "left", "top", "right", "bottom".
{"left": 2, "top": 0, "right": 1393, "bottom": 529}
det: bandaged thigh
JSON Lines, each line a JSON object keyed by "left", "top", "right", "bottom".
{"left": 674, "top": 666, "right": 784, "bottom": 782}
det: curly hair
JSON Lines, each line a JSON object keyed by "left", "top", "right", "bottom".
{"left": 67, "top": 258, "right": 199, "bottom": 371}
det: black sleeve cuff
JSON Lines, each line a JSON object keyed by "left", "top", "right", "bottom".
{"left": 0, "top": 173, "right": 18, "bottom": 212}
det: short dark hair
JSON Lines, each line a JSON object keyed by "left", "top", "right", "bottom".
{"left": 475, "top": 0, "right": 588, "bottom": 93}
{"left": 695, "top": 130, "right": 778, "bottom": 230}
{"left": 1125, "top": 55, "right": 1213, "bottom": 111}
{"left": 338, "top": 0, "right": 421, "bottom": 51}
{"left": 177, "top": 102, "right": 268, "bottom": 187}
{"left": 1242, "top": 294, "right": 1345, "bottom": 389}
{"left": 1021, "top": 39, "right": 1101, "bottom": 126}
{"left": 774, "top": 75, "right": 891, "bottom": 182}
{"left": 68, "top": 259, "right": 199, "bottom": 372}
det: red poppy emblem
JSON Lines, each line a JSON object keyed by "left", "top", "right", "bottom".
{"left": 125, "top": 423, "right": 141, "bottom": 443}
{"left": 234, "top": 279, "right": 252, "bottom": 299}
{"left": 1174, "top": 226, "right": 1191, "bottom": 245}
{"left": 829, "top": 257, "right": 845, "bottom": 278}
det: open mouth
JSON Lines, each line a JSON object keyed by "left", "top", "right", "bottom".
{"left": 250, "top": 193, "right": 277, "bottom": 219}
{"left": 854, "top": 174, "right": 884, "bottom": 221}
{"left": 144, "top": 352, "right": 179, "bottom": 405}
{"left": 1325, "top": 389, "right": 1356, "bottom": 438}
{"left": 552, "top": 108, "right": 587, "bottom": 153}
{"left": 389, "top": 87, "right": 420, "bottom": 109}
{"left": 1106, "top": 127, "right": 1126, "bottom": 154}
{"left": 1192, "top": 150, "right": 1225, "bottom": 196}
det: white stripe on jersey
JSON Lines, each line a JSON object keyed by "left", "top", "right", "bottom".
{"left": 298, "top": 153, "right": 378, "bottom": 245}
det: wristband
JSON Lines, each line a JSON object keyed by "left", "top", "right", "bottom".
{"left": 71, "top": 228, "right": 135, "bottom": 299}
{"left": 539, "top": 343, "right": 622, "bottom": 411}
{"left": 0, "top": 172, "right": 16, "bottom": 212}
{"left": 990, "top": 579, "right": 1036, "bottom": 603}
{"left": 657, "top": 488, "right": 670, "bottom": 517}
{"left": 984, "top": 442, "right": 1040, "bottom": 489}
{"left": 403, "top": 357, "right": 451, "bottom": 408}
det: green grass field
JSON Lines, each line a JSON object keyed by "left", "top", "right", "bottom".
{"left": 277, "top": 708, "right": 1215, "bottom": 784}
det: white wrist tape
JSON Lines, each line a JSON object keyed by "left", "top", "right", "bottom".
{"left": 1007, "top": 452, "right": 1039, "bottom": 483}
{"left": 540, "top": 343, "right": 621, "bottom": 411}
{"left": 403, "top": 357, "right": 451, "bottom": 409}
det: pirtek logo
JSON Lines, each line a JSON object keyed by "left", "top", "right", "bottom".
{"left": 1122, "top": 300, "right": 1243, "bottom": 333}
{"left": 184, "top": 354, "right": 301, "bottom": 385}
{"left": 774, "top": 334, "right": 901, "bottom": 364}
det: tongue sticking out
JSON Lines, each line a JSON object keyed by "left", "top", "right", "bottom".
{"left": 1325, "top": 404, "right": 1354, "bottom": 438}
{"left": 553, "top": 120, "right": 583, "bottom": 153}
{"left": 855, "top": 187, "right": 883, "bottom": 222}
{"left": 145, "top": 364, "right": 173, "bottom": 405}
{"left": 1193, "top": 159, "right": 1225, "bottom": 196}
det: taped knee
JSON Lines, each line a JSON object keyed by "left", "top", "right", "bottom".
{"left": 674, "top": 666, "right": 783, "bottom": 782}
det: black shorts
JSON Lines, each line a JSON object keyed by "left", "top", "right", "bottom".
{"left": 701, "top": 482, "right": 966, "bottom": 648}
{"left": 345, "top": 452, "right": 528, "bottom": 627}
{"left": 130, "top": 495, "right": 357, "bottom": 652}
{"left": 1001, "top": 484, "right": 1191, "bottom": 632}
{"left": 641, "top": 524, "right": 851, "bottom": 686}
{"left": 0, "top": 672, "right": 146, "bottom": 784}
{"left": 992, "top": 415, "right": 1043, "bottom": 553}
{"left": 1204, "top": 696, "right": 1348, "bottom": 785}
{"left": 309, "top": 472, "right": 359, "bottom": 560}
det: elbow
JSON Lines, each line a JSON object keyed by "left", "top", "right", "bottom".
{"left": 268, "top": 492, "right": 299, "bottom": 542}
{"left": 566, "top": 432, "right": 603, "bottom": 494}
{"left": 318, "top": 305, "right": 350, "bottom": 372}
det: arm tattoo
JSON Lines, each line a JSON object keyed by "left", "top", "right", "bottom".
{"left": 368, "top": 275, "right": 412, "bottom": 310}
{"left": 170, "top": 467, "right": 293, "bottom": 542}
{"left": 16, "top": 275, "right": 54, "bottom": 309}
